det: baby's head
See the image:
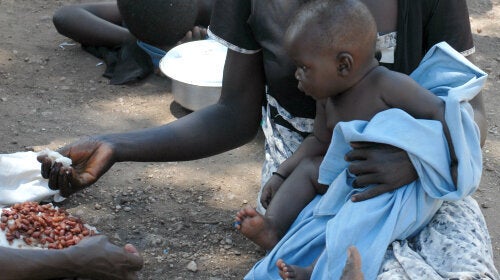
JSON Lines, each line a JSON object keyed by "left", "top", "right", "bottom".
{"left": 284, "top": 0, "right": 377, "bottom": 99}
{"left": 117, "top": 0, "right": 198, "bottom": 47}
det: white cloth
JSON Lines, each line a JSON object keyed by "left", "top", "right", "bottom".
{"left": 0, "top": 151, "right": 64, "bottom": 208}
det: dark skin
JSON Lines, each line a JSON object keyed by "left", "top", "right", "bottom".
{"left": 260, "top": 0, "right": 486, "bottom": 207}
{"left": 0, "top": 235, "right": 143, "bottom": 280}
{"left": 52, "top": 0, "right": 214, "bottom": 48}
{"left": 276, "top": 246, "right": 364, "bottom": 280}
{"left": 240, "top": 13, "right": 459, "bottom": 251}
{"left": 41, "top": 0, "right": 486, "bottom": 206}
{"left": 39, "top": 50, "right": 266, "bottom": 196}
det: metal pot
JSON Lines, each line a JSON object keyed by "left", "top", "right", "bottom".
{"left": 159, "top": 40, "right": 227, "bottom": 111}
{"left": 171, "top": 79, "right": 221, "bottom": 111}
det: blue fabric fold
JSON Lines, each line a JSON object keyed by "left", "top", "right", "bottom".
{"left": 244, "top": 42, "right": 486, "bottom": 280}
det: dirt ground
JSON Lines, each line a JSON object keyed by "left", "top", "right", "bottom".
{"left": 0, "top": 0, "right": 498, "bottom": 279}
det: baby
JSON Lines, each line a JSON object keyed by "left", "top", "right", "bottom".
{"left": 235, "top": 0, "right": 481, "bottom": 279}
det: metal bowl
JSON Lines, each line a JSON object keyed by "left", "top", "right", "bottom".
{"left": 170, "top": 79, "right": 221, "bottom": 111}
{"left": 159, "top": 40, "right": 227, "bottom": 111}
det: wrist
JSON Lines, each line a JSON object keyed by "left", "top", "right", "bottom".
{"left": 272, "top": 171, "right": 287, "bottom": 180}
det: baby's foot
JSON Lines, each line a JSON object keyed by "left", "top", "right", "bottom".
{"left": 234, "top": 206, "right": 280, "bottom": 250}
{"left": 276, "top": 259, "right": 312, "bottom": 280}
{"left": 340, "top": 246, "right": 364, "bottom": 280}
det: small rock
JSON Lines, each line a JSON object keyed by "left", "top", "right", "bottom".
{"left": 186, "top": 260, "right": 198, "bottom": 272}
{"left": 94, "top": 203, "right": 102, "bottom": 210}
{"left": 481, "top": 203, "right": 490, "bottom": 209}
{"left": 123, "top": 206, "right": 132, "bottom": 212}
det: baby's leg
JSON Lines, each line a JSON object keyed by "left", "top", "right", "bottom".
{"left": 235, "top": 206, "right": 280, "bottom": 250}
{"left": 236, "top": 157, "right": 325, "bottom": 250}
{"left": 266, "top": 157, "right": 326, "bottom": 238}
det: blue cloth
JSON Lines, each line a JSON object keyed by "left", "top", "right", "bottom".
{"left": 136, "top": 40, "right": 167, "bottom": 69}
{"left": 244, "top": 42, "right": 486, "bottom": 280}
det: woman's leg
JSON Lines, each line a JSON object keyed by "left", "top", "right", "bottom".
{"left": 53, "top": 2, "right": 134, "bottom": 47}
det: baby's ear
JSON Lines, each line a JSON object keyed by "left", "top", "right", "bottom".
{"left": 337, "top": 52, "right": 353, "bottom": 76}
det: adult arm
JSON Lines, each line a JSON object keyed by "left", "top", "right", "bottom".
{"left": 465, "top": 54, "right": 487, "bottom": 147}
{"left": 39, "top": 50, "right": 266, "bottom": 196}
{"left": 0, "top": 235, "right": 142, "bottom": 280}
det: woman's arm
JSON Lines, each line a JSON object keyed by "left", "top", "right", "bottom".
{"left": 0, "top": 235, "right": 143, "bottom": 280}
{"left": 40, "top": 50, "right": 266, "bottom": 196}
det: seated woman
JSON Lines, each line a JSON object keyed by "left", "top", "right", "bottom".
{"left": 52, "top": 0, "right": 214, "bottom": 83}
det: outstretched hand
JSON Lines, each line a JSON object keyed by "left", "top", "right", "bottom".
{"left": 67, "top": 235, "right": 143, "bottom": 280}
{"left": 37, "top": 137, "right": 115, "bottom": 197}
{"left": 345, "top": 142, "right": 417, "bottom": 202}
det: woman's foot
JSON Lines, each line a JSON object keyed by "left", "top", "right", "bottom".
{"left": 234, "top": 206, "right": 280, "bottom": 250}
{"left": 276, "top": 259, "right": 313, "bottom": 280}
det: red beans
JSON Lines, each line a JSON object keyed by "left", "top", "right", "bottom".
{"left": 0, "top": 202, "right": 95, "bottom": 249}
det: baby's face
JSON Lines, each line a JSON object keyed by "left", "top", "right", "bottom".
{"left": 285, "top": 32, "right": 340, "bottom": 100}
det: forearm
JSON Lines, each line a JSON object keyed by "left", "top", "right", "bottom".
{"left": 102, "top": 104, "right": 260, "bottom": 163}
{"left": 0, "top": 247, "right": 74, "bottom": 279}
{"left": 467, "top": 55, "right": 487, "bottom": 147}
{"left": 469, "top": 92, "right": 487, "bottom": 147}
{"left": 105, "top": 50, "right": 265, "bottom": 163}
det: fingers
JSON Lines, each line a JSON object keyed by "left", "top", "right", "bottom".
{"left": 123, "top": 244, "right": 144, "bottom": 271}
{"left": 260, "top": 189, "right": 271, "bottom": 209}
{"left": 48, "top": 162, "right": 62, "bottom": 190}
{"left": 351, "top": 184, "right": 391, "bottom": 202}
{"left": 191, "top": 26, "right": 202, "bottom": 40}
{"left": 38, "top": 156, "right": 53, "bottom": 179}
{"left": 349, "top": 141, "right": 374, "bottom": 149}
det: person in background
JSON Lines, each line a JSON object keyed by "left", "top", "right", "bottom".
{"left": 39, "top": 0, "right": 497, "bottom": 278}
{"left": 52, "top": 0, "right": 214, "bottom": 83}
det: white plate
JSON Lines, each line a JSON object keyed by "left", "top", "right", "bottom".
{"left": 159, "top": 39, "right": 228, "bottom": 87}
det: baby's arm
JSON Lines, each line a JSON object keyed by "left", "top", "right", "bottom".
{"left": 260, "top": 101, "right": 330, "bottom": 208}
{"left": 380, "top": 70, "right": 458, "bottom": 185}
{"left": 273, "top": 100, "right": 331, "bottom": 177}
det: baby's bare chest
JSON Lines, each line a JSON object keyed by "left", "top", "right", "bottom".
{"left": 325, "top": 95, "right": 389, "bottom": 130}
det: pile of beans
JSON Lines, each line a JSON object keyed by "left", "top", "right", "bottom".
{"left": 0, "top": 201, "right": 95, "bottom": 249}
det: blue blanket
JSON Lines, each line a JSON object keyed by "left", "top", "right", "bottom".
{"left": 244, "top": 42, "right": 486, "bottom": 280}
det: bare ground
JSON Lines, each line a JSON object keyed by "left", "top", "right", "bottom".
{"left": 0, "top": 0, "right": 498, "bottom": 279}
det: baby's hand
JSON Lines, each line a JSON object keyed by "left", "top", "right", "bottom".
{"left": 260, "top": 174, "right": 285, "bottom": 209}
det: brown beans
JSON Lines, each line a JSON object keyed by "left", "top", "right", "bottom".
{"left": 0, "top": 202, "right": 95, "bottom": 249}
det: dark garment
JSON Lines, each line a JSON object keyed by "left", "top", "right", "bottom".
{"left": 209, "top": 0, "right": 474, "bottom": 119}
{"left": 83, "top": 41, "right": 153, "bottom": 85}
